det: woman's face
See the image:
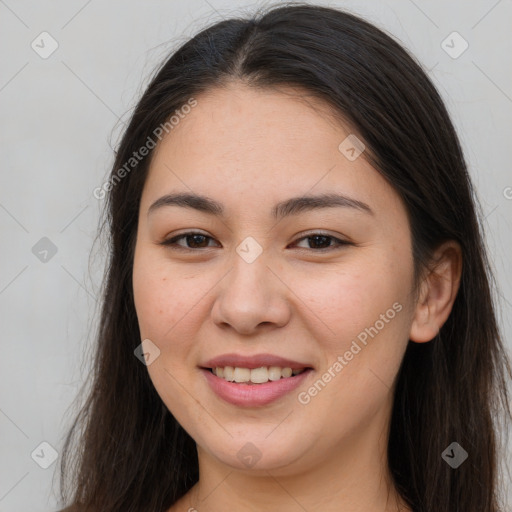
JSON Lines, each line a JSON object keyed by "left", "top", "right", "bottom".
{"left": 132, "top": 83, "right": 417, "bottom": 474}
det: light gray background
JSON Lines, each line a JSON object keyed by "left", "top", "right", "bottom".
{"left": 1, "top": 1, "right": 511, "bottom": 510}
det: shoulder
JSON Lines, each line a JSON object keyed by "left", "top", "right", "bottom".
{"left": 56, "top": 506, "right": 91, "bottom": 512}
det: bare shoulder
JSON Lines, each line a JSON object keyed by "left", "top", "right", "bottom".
{"left": 58, "top": 499, "right": 192, "bottom": 512}
{"left": 165, "top": 489, "right": 195, "bottom": 512}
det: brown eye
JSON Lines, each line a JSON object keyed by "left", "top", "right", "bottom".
{"left": 183, "top": 234, "right": 210, "bottom": 248}
{"left": 293, "top": 233, "right": 350, "bottom": 251}
{"left": 306, "top": 235, "right": 332, "bottom": 249}
{"left": 160, "top": 232, "right": 219, "bottom": 250}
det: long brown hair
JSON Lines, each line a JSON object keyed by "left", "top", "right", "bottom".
{"left": 59, "top": 4, "right": 512, "bottom": 511}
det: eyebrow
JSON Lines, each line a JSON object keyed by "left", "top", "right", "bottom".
{"left": 147, "top": 192, "right": 374, "bottom": 218}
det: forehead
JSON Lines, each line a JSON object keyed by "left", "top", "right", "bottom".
{"left": 152, "top": 83, "right": 346, "bottom": 162}
{"left": 142, "top": 82, "right": 406, "bottom": 224}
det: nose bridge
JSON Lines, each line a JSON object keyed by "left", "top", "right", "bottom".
{"left": 225, "top": 246, "right": 275, "bottom": 309}
{"left": 211, "top": 244, "right": 290, "bottom": 333}
{"left": 228, "top": 234, "right": 273, "bottom": 294}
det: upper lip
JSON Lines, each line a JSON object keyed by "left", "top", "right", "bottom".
{"left": 201, "top": 353, "right": 313, "bottom": 370}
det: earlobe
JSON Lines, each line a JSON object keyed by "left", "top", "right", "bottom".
{"left": 409, "top": 241, "right": 462, "bottom": 344}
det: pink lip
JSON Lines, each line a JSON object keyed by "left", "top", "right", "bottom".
{"left": 201, "top": 353, "right": 312, "bottom": 370}
{"left": 201, "top": 367, "right": 313, "bottom": 407}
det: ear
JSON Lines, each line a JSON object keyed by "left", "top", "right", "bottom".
{"left": 409, "top": 241, "right": 462, "bottom": 343}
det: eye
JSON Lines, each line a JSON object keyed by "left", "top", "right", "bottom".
{"left": 159, "top": 232, "right": 220, "bottom": 250}
{"left": 291, "top": 233, "right": 351, "bottom": 251}
{"left": 159, "top": 231, "right": 351, "bottom": 252}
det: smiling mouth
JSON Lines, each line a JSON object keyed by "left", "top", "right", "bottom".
{"left": 206, "top": 366, "right": 310, "bottom": 384}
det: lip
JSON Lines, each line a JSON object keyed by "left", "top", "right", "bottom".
{"left": 201, "top": 353, "right": 312, "bottom": 370}
{"left": 201, "top": 367, "right": 313, "bottom": 407}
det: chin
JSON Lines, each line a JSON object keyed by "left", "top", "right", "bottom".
{"left": 196, "top": 428, "right": 317, "bottom": 474}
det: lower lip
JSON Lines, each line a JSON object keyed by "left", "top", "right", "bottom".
{"left": 201, "top": 368, "right": 313, "bottom": 407}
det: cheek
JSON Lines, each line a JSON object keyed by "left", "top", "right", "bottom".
{"left": 291, "top": 265, "right": 411, "bottom": 426}
{"left": 332, "top": 261, "right": 412, "bottom": 386}
{"left": 290, "top": 257, "right": 411, "bottom": 348}
{"left": 132, "top": 250, "right": 190, "bottom": 340}
{"left": 132, "top": 253, "right": 204, "bottom": 411}
{"left": 132, "top": 249, "right": 218, "bottom": 356}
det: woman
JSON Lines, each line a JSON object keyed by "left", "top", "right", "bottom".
{"left": 59, "top": 4, "right": 512, "bottom": 511}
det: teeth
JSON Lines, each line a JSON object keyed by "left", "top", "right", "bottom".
{"left": 212, "top": 366, "right": 306, "bottom": 384}
{"left": 250, "top": 367, "right": 269, "bottom": 384}
{"left": 281, "top": 367, "right": 292, "bottom": 378}
{"left": 268, "top": 366, "right": 282, "bottom": 381}
{"left": 234, "top": 367, "right": 251, "bottom": 383}
{"left": 223, "top": 366, "right": 234, "bottom": 381}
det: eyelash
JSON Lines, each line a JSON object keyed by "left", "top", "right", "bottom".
{"left": 159, "top": 231, "right": 352, "bottom": 252}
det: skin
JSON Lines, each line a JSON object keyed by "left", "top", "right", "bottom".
{"left": 132, "top": 82, "right": 461, "bottom": 512}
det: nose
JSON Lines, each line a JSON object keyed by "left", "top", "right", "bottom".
{"left": 211, "top": 254, "right": 292, "bottom": 335}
